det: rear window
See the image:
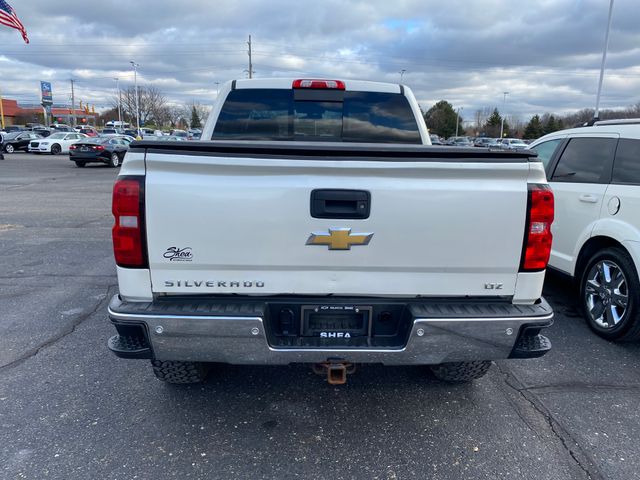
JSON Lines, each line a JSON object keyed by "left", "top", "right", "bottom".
{"left": 612, "top": 139, "right": 640, "bottom": 185}
{"left": 551, "top": 137, "right": 616, "bottom": 184}
{"left": 212, "top": 88, "right": 421, "bottom": 144}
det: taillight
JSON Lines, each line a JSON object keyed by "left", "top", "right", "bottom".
{"left": 520, "top": 184, "right": 554, "bottom": 271}
{"left": 292, "top": 79, "right": 345, "bottom": 90}
{"left": 69, "top": 145, "right": 77, "bottom": 150}
{"left": 112, "top": 177, "right": 146, "bottom": 268}
{"left": 92, "top": 145, "right": 105, "bottom": 151}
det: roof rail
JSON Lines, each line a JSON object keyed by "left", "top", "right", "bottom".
{"left": 593, "top": 118, "right": 640, "bottom": 126}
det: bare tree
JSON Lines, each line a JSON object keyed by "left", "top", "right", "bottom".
{"left": 118, "top": 86, "right": 168, "bottom": 127}
{"left": 474, "top": 107, "right": 493, "bottom": 132}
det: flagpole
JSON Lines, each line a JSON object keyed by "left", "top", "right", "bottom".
{"left": 594, "top": 0, "right": 614, "bottom": 121}
{"left": 0, "top": 87, "right": 5, "bottom": 130}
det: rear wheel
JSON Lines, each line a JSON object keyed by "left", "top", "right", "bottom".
{"left": 74, "top": 161, "right": 86, "bottom": 168}
{"left": 151, "top": 360, "right": 209, "bottom": 384}
{"left": 579, "top": 247, "right": 640, "bottom": 341}
{"left": 50, "top": 144, "right": 61, "bottom": 155}
{"left": 108, "top": 152, "right": 120, "bottom": 168}
{"left": 4, "top": 144, "right": 14, "bottom": 153}
{"left": 430, "top": 361, "right": 492, "bottom": 382}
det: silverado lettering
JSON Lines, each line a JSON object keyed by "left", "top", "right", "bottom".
{"left": 163, "top": 280, "right": 265, "bottom": 288}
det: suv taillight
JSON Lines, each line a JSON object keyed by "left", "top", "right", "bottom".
{"left": 520, "top": 184, "right": 554, "bottom": 271}
{"left": 112, "top": 176, "right": 146, "bottom": 268}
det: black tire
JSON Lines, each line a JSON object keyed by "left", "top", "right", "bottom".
{"left": 579, "top": 247, "right": 640, "bottom": 341}
{"left": 4, "top": 144, "right": 14, "bottom": 153}
{"left": 74, "top": 161, "right": 86, "bottom": 168}
{"left": 151, "top": 360, "right": 208, "bottom": 384}
{"left": 108, "top": 152, "right": 120, "bottom": 168}
{"left": 51, "top": 144, "right": 61, "bottom": 155}
{"left": 430, "top": 361, "right": 492, "bottom": 382}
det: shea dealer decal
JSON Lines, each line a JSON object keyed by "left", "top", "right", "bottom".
{"left": 163, "top": 246, "right": 193, "bottom": 262}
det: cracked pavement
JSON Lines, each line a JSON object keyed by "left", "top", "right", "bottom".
{"left": 1, "top": 153, "right": 639, "bottom": 479}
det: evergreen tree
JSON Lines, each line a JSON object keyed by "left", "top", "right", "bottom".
{"left": 486, "top": 108, "right": 502, "bottom": 127}
{"left": 423, "top": 100, "right": 464, "bottom": 138}
{"left": 483, "top": 108, "right": 509, "bottom": 137}
{"left": 190, "top": 105, "right": 202, "bottom": 129}
{"left": 524, "top": 114, "right": 544, "bottom": 139}
{"left": 543, "top": 115, "right": 558, "bottom": 135}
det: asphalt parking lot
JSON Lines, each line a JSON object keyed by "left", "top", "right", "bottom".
{"left": 1, "top": 152, "right": 639, "bottom": 480}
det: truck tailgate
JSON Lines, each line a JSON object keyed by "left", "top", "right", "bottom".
{"left": 142, "top": 142, "right": 531, "bottom": 297}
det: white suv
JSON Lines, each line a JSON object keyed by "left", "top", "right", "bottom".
{"left": 528, "top": 119, "right": 640, "bottom": 340}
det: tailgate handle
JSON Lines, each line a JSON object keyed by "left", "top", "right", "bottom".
{"left": 310, "top": 189, "right": 370, "bottom": 219}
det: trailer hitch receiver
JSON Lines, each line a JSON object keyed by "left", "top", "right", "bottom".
{"left": 312, "top": 361, "right": 356, "bottom": 385}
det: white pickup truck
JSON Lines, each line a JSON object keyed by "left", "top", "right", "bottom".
{"left": 107, "top": 78, "right": 555, "bottom": 385}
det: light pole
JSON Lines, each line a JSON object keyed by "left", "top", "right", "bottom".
{"left": 595, "top": 0, "right": 614, "bottom": 121}
{"left": 500, "top": 91, "right": 509, "bottom": 138}
{"left": 130, "top": 61, "right": 140, "bottom": 136}
{"left": 399, "top": 69, "right": 406, "bottom": 83}
{"left": 455, "top": 107, "right": 463, "bottom": 137}
{"left": 113, "top": 77, "right": 122, "bottom": 126}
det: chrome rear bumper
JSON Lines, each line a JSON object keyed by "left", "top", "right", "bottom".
{"left": 107, "top": 295, "right": 553, "bottom": 365}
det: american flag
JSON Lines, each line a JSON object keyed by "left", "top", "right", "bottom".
{"left": 0, "top": 0, "right": 29, "bottom": 44}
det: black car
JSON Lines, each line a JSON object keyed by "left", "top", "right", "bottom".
{"left": 32, "top": 127, "right": 53, "bottom": 138}
{"left": 69, "top": 137, "right": 129, "bottom": 168}
{"left": 2, "top": 125, "right": 25, "bottom": 133}
{"left": 51, "top": 125, "right": 73, "bottom": 132}
{"left": 2, "top": 131, "right": 43, "bottom": 153}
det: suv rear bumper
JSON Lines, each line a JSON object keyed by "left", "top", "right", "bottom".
{"left": 107, "top": 295, "right": 553, "bottom": 365}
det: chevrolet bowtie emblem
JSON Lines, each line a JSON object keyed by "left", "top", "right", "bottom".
{"left": 306, "top": 228, "right": 373, "bottom": 250}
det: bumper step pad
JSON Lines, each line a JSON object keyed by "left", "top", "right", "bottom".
{"left": 108, "top": 334, "right": 152, "bottom": 359}
{"left": 510, "top": 332, "right": 552, "bottom": 359}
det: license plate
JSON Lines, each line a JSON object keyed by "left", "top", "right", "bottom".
{"left": 301, "top": 305, "right": 371, "bottom": 337}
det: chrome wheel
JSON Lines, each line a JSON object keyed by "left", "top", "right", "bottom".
{"left": 584, "top": 260, "right": 629, "bottom": 329}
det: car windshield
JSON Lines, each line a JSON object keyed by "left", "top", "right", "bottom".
{"left": 48, "top": 133, "right": 66, "bottom": 139}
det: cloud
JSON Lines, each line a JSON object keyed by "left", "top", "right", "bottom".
{"left": 0, "top": 0, "right": 638, "bottom": 121}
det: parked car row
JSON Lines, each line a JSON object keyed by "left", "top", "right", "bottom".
{"left": 428, "top": 135, "right": 530, "bottom": 149}
{"left": 0, "top": 128, "right": 133, "bottom": 169}
{"left": 2, "top": 124, "right": 202, "bottom": 142}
